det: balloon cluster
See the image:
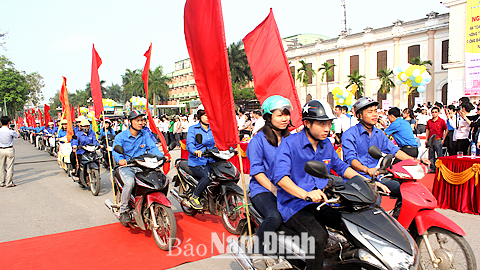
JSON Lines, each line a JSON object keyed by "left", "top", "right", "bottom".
{"left": 393, "top": 64, "right": 432, "bottom": 93}
{"left": 102, "top": 98, "right": 117, "bottom": 109}
{"left": 79, "top": 107, "right": 88, "bottom": 114}
{"left": 129, "top": 96, "right": 153, "bottom": 110}
{"left": 332, "top": 85, "right": 356, "bottom": 111}
{"left": 86, "top": 111, "right": 96, "bottom": 121}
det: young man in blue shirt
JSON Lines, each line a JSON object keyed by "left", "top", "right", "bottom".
{"left": 112, "top": 110, "right": 167, "bottom": 224}
{"left": 71, "top": 119, "right": 101, "bottom": 183}
{"left": 380, "top": 107, "right": 419, "bottom": 161}
{"left": 274, "top": 100, "right": 389, "bottom": 270}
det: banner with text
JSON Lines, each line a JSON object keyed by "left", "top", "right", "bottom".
{"left": 465, "top": 0, "right": 480, "bottom": 96}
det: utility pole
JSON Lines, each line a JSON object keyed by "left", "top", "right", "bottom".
{"left": 340, "top": 0, "right": 347, "bottom": 35}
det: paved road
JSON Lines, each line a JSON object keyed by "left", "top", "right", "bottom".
{"left": 1, "top": 138, "right": 479, "bottom": 269}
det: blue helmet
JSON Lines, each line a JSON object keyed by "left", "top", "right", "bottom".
{"left": 262, "top": 95, "right": 292, "bottom": 115}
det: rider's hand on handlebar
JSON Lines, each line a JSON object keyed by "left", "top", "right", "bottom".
{"left": 305, "top": 189, "right": 328, "bottom": 203}
{"left": 194, "top": 150, "right": 202, "bottom": 157}
{"left": 366, "top": 167, "right": 378, "bottom": 177}
{"left": 118, "top": 159, "right": 128, "bottom": 166}
{"left": 375, "top": 182, "right": 391, "bottom": 194}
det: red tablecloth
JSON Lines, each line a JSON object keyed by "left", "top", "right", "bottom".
{"left": 180, "top": 140, "right": 250, "bottom": 174}
{"left": 433, "top": 155, "right": 480, "bottom": 215}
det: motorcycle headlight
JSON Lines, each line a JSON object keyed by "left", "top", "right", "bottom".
{"left": 359, "top": 228, "right": 415, "bottom": 270}
{"left": 402, "top": 165, "right": 425, "bottom": 179}
{"left": 136, "top": 157, "right": 161, "bottom": 169}
{"left": 357, "top": 249, "right": 387, "bottom": 270}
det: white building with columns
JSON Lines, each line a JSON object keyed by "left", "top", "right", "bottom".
{"left": 286, "top": 4, "right": 469, "bottom": 108}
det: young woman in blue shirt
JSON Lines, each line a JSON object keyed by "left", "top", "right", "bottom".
{"left": 246, "top": 95, "right": 292, "bottom": 257}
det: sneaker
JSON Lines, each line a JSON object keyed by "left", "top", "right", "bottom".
{"left": 187, "top": 197, "right": 203, "bottom": 210}
{"left": 119, "top": 212, "right": 131, "bottom": 224}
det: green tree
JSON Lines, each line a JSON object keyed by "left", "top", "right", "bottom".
{"left": 0, "top": 55, "right": 14, "bottom": 70}
{"left": 147, "top": 66, "right": 171, "bottom": 115}
{"left": 104, "top": 83, "right": 123, "bottom": 102}
{"left": 297, "top": 60, "right": 315, "bottom": 99}
{"left": 0, "top": 68, "right": 29, "bottom": 116}
{"left": 318, "top": 61, "right": 336, "bottom": 93}
{"left": 48, "top": 90, "right": 62, "bottom": 117}
{"left": 122, "top": 68, "right": 143, "bottom": 100}
{"left": 410, "top": 57, "right": 433, "bottom": 74}
{"left": 346, "top": 69, "right": 366, "bottom": 98}
{"left": 25, "top": 72, "right": 45, "bottom": 107}
{"left": 232, "top": 82, "right": 257, "bottom": 108}
{"left": 228, "top": 41, "right": 252, "bottom": 84}
{"left": 377, "top": 68, "right": 395, "bottom": 94}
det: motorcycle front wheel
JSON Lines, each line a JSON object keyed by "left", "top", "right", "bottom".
{"left": 220, "top": 191, "right": 244, "bottom": 235}
{"left": 416, "top": 227, "right": 476, "bottom": 270}
{"left": 88, "top": 169, "right": 101, "bottom": 196}
{"left": 151, "top": 203, "right": 177, "bottom": 251}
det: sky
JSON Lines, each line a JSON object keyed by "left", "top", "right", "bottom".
{"left": 1, "top": 0, "right": 449, "bottom": 103}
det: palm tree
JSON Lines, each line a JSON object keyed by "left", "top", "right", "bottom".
{"left": 297, "top": 60, "right": 316, "bottom": 100}
{"left": 346, "top": 69, "right": 366, "bottom": 99}
{"left": 148, "top": 66, "right": 171, "bottom": 116}
{"left": 377, "top": 68, "right": 395, "bottom": 94}
{"left": 228, "top": 41, "right": 252, "bottom": 84}
{"left": 121, "top": 68, "right": 143, "bottom": 100}
{"left": 318, "top": 61, "right": 336, "bottom": 94}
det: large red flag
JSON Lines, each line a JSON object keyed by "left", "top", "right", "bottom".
{"left": 71, "top": 105, "right": 75, "bottom": 124}
{"left": 243, "top": 9, "right": 302, "bottom": 128}
{"left": 141, "top": 43, "right": 171, "bottom": 174}
{"left": 38, "top": 109, "right": 44, "bottom": 127}
{"left": 59, "top": 77, "right": 74, "bottom": 141}
{"left": 184, "top": 0, "right": 239, "bottom": 150}
{"left": 44, "top": 104, "right": 52, "bottom": 125}
{"left": 91, "top": 44, "right": 103, "bottom": 118}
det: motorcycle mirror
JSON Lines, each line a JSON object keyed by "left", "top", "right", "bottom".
{"left": 368, "top": 145, "right": 383, "bottom": 160}
{"left": 305, "top": 160, "right": 330, "bottom": 179}
{"left": 114, "top": 145, "right": 124, "bottom": 154}
{"left": 195, "top": 133, "right": 203, "bottom": 144}
{"left": 380, "top": 154, "right": 394, "bottom": 169}
{"left": 426, "top": 134, "right": 436, "bottom": 148}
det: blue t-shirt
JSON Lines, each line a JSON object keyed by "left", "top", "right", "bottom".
{"left": 186, "top": 123, "right": 215, "bottom": 167}
{"left": 342, "top": 123, "right": 400, "bottom": 178}
{"left": 112, "top": 128, "right": 163, "bottom": 163}
{"left": 247, "top": 130, "right": 280, "bottom": 198}
{"left": 273, "top": 130, "right": 349, "bottom": 222}
{"left": 384, "top": 118, "right": 418, "bottom": 147}
{"left": 71, "top": 130, "right": 99, "bottom": 155}
{"left": 57, "top": 129, "right": 67, "bottom": 138}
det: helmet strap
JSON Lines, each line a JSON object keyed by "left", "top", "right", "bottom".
{"left": 304, "top": 125, "right": 324, "bottom": 149}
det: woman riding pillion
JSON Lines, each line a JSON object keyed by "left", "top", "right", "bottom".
{"left": 273, "top": 100, "right": 389, "bottom": 270}
{"left": 186, "top": 105, "right": 216, "bottom": 210}
{"left": 246, "top": 95, "right": 291, "bottom": 262}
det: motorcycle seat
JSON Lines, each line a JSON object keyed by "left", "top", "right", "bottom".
{"left": 178, "top": 160, "right": 201, "bottom": 180}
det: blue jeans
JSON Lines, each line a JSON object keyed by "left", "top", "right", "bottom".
{"left": 118, "top": 166, "right": 142, "bottom": 213}
{"left": 429, "top": 140, "right": 443, "bottom": 171}
{"left": 251, "top": 192, "right": 283, "bottom": 255}
{"left": 189, "top": 164, "right": 211, "bottom": 198}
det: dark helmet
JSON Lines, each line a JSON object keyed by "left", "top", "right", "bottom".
{"left": 353, "top": 97, "right": 379, "bottom": 116}
{"left": 128, "top": 110, "right": 146, "bottom": 120}
{"left": 302, "top": 100, "right": 336, "bottom": 121}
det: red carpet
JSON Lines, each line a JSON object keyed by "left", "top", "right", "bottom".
{"left": 380, "top": 173, "right": 435, "bottom": 211}
{"left": 0, "top": 213, "right": 233, "bottom": 270}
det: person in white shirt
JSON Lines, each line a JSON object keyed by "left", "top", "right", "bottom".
{"left": 181, "top": 116, "right": 188, "bottom": 140}
{"left": 416, "top": 109, "right": 430, "bottom": 134}
{"left": 251, "top": 110, "right": 265, "bottom": 136}
{"left": 447, "top": 102, "right": 475, "bottom": 155}
{"left": 0, "top": 116, "right": 19, "bottom": 187}
{"left": 237, "top": 110, "right": 246, "bottom": 130}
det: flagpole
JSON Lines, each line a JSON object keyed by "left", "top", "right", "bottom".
{"left": 236, "top": 143, "right": 253, "bottom": 244}
{"left": 102, "top": 111, "right": 117, "bottom": 204}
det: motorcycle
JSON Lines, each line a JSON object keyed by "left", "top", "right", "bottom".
{"left": 72, "top": 144, "right": 102, "bottom": 196}
{"left": 99, "top": 133, "right": 115, "bottom": 169}
{"left": 369, "top": 135, "right": 477, "bottom": 270}
{"left": 104, "top": 145, "right": 177, "bottom": 250}
{"left": 170, "top": 134, "right": 244, "bottom": 235}
{"left": 36, "top": 132, "right": 44, "bottom": 150}
{"left": 229, "top": 158, "right": 419, "bottom": 270}
{"left": 45, "top": 133, "right": 56, "bottom": 156}
{"left": 57, "top": 136, "right": 73, "bottom": 176}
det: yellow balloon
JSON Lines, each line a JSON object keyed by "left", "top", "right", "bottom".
{"left": 419, "top": 65, "right": 427, "bottom": 73}
{"left": 345, "top": 99, "right": 352, "bottom": 105}
{"left": 405, "top": 67, "right": 413, "bottom": 77}
{"left": 415, "top": 76, "right": 423, "bottom": 83}
{"left": 406, "top": 79, "right": 413, "bottom": 87}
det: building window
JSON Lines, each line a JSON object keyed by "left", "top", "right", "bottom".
{"left": 377, "top": 50, "right": 387, "bottom": 76}
{"left": 307, "top": 63, "right": 313, "bottom": 84}
{"left": 408, "top": 45, "right": 420, "bottom": 64}
{"left": 350, "top": 55, "right": 359, "bottom": 75}
{"left": 442, "top": 40, "right": 449, "bottom": 69}
{"left": 327, "top": 59, "right": 334, "bottom": 82}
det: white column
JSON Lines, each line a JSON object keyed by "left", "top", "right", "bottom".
{"left": 364, "top": 43, "right": 371, "bottom": 97}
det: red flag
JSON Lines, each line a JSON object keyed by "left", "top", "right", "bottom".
{"left": 141, "top": 43, "right": 171, "bottom": 174}
{"left": 184, "top": 0, "right": 239, "bottom": 150}
{"left": 44, "top": 104, "right": 52, "bottom": 125}
{"left": 243, "top": 9, "right": 302, "bottom": 128}
{"left": 71, "top": 105, "right": 75, "bottom": 124}
{"left": 38, "top": 109, "right": 44, "bottom": 127}
{"left": 59, "top": 77, "right": 74, "bottom": 141}
{"left": 91, "top": 44, "right": 103, "bottom": 118}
